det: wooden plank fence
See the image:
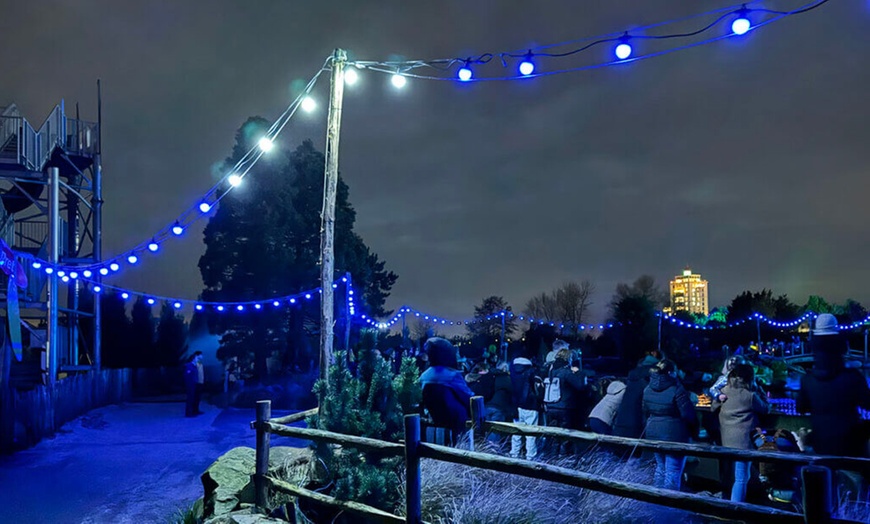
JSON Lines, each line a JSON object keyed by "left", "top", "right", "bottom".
{"left": 0, "top": 368, "right": 132, "bottom": 453}
{"left": 252, "top": 397, "right": 865, "bottom": 524}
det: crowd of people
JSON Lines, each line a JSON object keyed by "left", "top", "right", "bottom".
{"left": 417, "top": 313, "right": 870, "bottom": 504}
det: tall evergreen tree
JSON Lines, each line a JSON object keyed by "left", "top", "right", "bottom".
{"left": 155, "top": 302, "right": 188, "bottom": 367}
{"left": 467, "top": 296, "right": 516, "bottom": 348}
{"left": 130, "top": 297, "right": 156, "bottom": 367}
{"left": 199, "top": 118, "right": 397, "bottom": 381}
{"left": 100, "top": 292, "right": 132, "bottom": 368}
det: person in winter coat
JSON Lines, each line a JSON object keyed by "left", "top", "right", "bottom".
{"left": 589, "top": 380, "right": 627, "bottom": 435}
{"left": 643, "top": 359, "right": 698, "bottom": 491}
{"left": 613, "top": 351, "right": 660, "bottom": 438}
{"left": 541, "top": 349, "right": 590, "bottom": 454}
{"left": 184, "top": 352, "right": 203, "bottom": 417}
{"left": 510, "top": 353, "right": 541, "bottom": 460}
{"left": 465, "top": 362, "right": 514, "bottom": 422}
{"left": 419, "top": 337, "right": 474, "bottom": 445}
{"left": 711, "top": 363, "right": 769, "bottom": 502}
{"left": 709, "top": 355, "right": 747, "bottom": 399}
{"left": 797, "top": 314, "right": 870, "bottom": 457}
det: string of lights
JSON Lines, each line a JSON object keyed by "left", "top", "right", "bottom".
{"left": 21, "top": 61, "right": 330, "bottom": 276}
{"left": 64, "top": 275, "right": 355, "bottom": 314}
{"left": 353, "top": 0, "right": 832, "bottom": 83}
{"left": 361, "top": 306, "right": 868, "bottom": 333}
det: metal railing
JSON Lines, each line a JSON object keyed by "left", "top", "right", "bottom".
{"left": 0, "top": 106, "right": 98, "bottom": 172}
{"left": 251, "top": 397, "right": 864, "bottom": 524}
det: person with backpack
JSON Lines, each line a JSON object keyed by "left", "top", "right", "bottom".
{"left": 542, "top": 348, "right": 590, "bottom": 454}
{"left": 510, "top": 352, "right": 541, "bottom": 460}
{"left": 642, "top": 359, "right": 698, "bottom": 491}
{"left": 711, "top": 363, "right": 769, "bottom": 502}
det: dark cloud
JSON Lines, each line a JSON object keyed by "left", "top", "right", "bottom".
{"left": 2, "top": 0, "right": 867, "bottom": 323}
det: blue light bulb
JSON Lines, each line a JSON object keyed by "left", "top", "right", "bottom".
{"left": 83, "top": 270, "right": 92, "bottom": 278}
{"left": 458, "top": 66, "right": 473, "bottom": 82}
{"left": 199, "top": 202, "right": 211, "bottom": 213}
{"left": 254, "top": 304, "right": 262, "bottom": 310}
{"left": 172, "top": 225, "right": 184, "bottom": 236}
{"left": 305, "top": 293, "right": 311, "bottom": 299}
{"left": 615, "top": 43, "right": 632, "bottom": 60}
{"left": 732, "top": 17, "right": 751, "bottom": 35}
{"left": 273, "top": 301, "right": 280, "bottom": 307}
{"left": 237, "top": 305, "right": 244, "bottom": 311}
{"left": 147, "top": 298, "right": 155, "bottom": 305}
{"left": 195, "top": 304, "right": 203, "bottom": 311}
{"left": 174, "top": 302, "right": 182, "bottom": 309}
{"left": 46, "top": 267, "right": 54, "bottom": 274}
{"left": 148, "top": 242, "right": 159, "bottom": 252}
{"left": 100, "top": 268, "right": 109, "bottom": 276}
{"left": 110, "top": 263, "right": 120, "bottom": 272}
{"left": 94, "top": 285, "right": 101, "bottom": 293}
{"left": 290, "top": 298, "right": 296, "bottom": 304}
{"left": 32, "top": 261, "right": 42, "bottom": 269}
{"left": 217, "top": 305, "right": 224, "bottom": 311}
{"left": 519, "top": 60, "right": 534, "bottom": 76}
{"left": 127, "top": 255, "right": 138, "bottom": 264}
{"left": 121, "top": 292, "right": 129, "bottom": 299}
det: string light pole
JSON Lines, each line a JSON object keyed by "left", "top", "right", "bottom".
{"left": 319, "top": 48, "right": 347, "bottom": 381}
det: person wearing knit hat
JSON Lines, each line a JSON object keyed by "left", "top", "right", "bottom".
{"left": 797, "top": 314, "right": 870, "bottom": 457}
{"left": 419, "top": 338, "right": 474, "bottom": 445}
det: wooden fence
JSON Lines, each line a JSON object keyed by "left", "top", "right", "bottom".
{"left": 0, "top": 368, "right": 132, "bottom": 453}
{"left": 252, "top": 397, "right": 867, "bottom": 524}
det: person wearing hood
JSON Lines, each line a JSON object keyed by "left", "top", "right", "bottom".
{"left": 589, "top": 380, "right": 627, "bottom": 435}
{"left": 419, "top": 337, "right": 474, "bottom": 445}
{"left": 542, "top": 348, "right": 591, "bottom": 453}
{"left": 545, "top": 339, "right": 569, "bottom": 365}
{"left": 613, "top": 350, "right": 660, "bottom": 438}
{"left": 709, "top": 355, "right": 747, "bottom": 400}
{"left": 643, "top": 359, "right": 698, "bottom": 491}
{"left": 712, "top": 363, "right": 769, "bottom": 502}
{"left": 796, "top": 314, "right": 870, "bottom": 457}
{"left": 510, "top": 352, "right": 541, "bottom": 460}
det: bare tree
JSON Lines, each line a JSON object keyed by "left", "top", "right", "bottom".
{"left": 524, "top": 292, "right": 559, "bottom": 322}
{"left": 556, "top": 280, "right": 595, "bottom": 334}
{"left": 410, "top": 318, "right": 438, "bottom": 341}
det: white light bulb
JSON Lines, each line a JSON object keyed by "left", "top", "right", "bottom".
{"left": 228, "top": 174, "right": 242, "bottom": 187}
{"left": 258, "top": 137, "right": 274, "bottom": 153}
{"left": 344, "top": 68, "right": 359, "bottom": 85}
{"left": 301, "top": 96, "right": 316, "bottom": 113}
{"left": 391, "top": 74, "right": 407, "bottom": 89}
{"left": 615, "top": 43, "right": 632, "bottom": 60}
{"left": 732, "top": 17, "right": 751, "bottom": 35}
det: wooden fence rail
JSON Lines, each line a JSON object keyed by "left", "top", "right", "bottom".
{"left": 253, "top": 397, "right": 864, "bottom": 524}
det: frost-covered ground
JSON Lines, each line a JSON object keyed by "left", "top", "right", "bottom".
{"left": 0, "top": 401, "right": 304, "bottom": 524}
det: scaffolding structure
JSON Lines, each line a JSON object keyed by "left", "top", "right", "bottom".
{"left": 0, "top": 96, "right": 102, "bottom": 387}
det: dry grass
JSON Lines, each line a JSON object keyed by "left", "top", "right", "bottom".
{"left": 403, "top": 439, "right": 726, "bottom": 524}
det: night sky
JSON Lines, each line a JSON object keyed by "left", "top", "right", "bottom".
{"left": 2, "top": 1, "right": 868, "bottom": 323}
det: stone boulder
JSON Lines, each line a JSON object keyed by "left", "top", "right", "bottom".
{"left": 202, "top": 446, "right": 316, "bottom": 518}
{"left": 203, "top": 506, "right": 289, "bottom": 524}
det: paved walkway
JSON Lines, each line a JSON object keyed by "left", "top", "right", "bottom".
{"left": 0, "top": 401, "right": 303, "bottom": 523}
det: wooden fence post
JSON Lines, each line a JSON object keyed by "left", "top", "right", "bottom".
{"left": 470, "top": 395, "right": 485, "bottom": 450}
{"left": 255, "top": 400, "right": 272, "bottom": 509}
{"left": 802, "top": 465, "right": 832, "bottom": 524}
{"left": 405, "top": 414, "right": 422, "bottom": 524}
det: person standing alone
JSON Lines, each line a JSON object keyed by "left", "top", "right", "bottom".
{"left": 185, "top": 351, "right": 204, "bottom": 417}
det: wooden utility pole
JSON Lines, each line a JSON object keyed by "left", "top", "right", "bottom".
{"left": 319, "top": 49, "right": 346, "bottom": 381}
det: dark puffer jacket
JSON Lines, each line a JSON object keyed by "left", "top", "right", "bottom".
{"left": 543, "top": 359, "right": 589, "bottom": 412}
{"left": 510, "top": 358, "right": 540, "bottom": 412}
{"left": 613, "top": 356, "right": 658, "bottom": 438}
{"left": 642, "top": 372, "right": 697, "bottom": 443}
{"left": 797, "top": 335, "right": 870, "bottom": 457}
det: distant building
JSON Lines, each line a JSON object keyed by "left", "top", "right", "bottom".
{"left": 665, "top": 267, "right": 709, "bottom": 317}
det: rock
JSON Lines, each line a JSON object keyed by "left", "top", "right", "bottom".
{"left": 202, "top": 446, "right": 317, "bottom": 518}
{"left": 203, "top": 507, "right": 289, "bottom": 524}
